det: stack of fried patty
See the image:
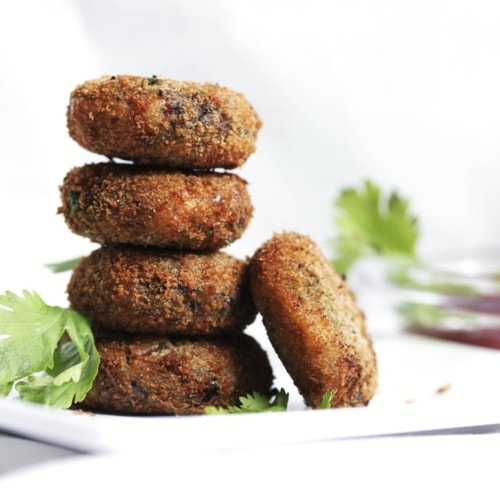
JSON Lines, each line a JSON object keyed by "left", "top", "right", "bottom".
{"left": 59, "top": 75, "right": 273, "bottom": 415}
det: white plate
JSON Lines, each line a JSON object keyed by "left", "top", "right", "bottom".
{"left": 2, "top": 323, "right": 500, "bottom": 456}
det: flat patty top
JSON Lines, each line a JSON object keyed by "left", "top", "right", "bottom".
{"left": 67, "top": 75, "right": 263, "bottom": 168}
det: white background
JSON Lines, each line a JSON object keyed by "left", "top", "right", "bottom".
{"left": 1, "top": 0, "right": 500, "bottom": 304}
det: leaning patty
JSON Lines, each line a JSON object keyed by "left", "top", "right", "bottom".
{"left": 249, "top": 231, "right": 378, "bottom": 408}
{"left": 67, "top": 245, "right": 257, "bottom": 335}
{"left": 79, "top": 330, "right": 274, "bottom": 415}
{"left": 67, "top": 75, "right": 262, "bottom": 168}
{"left": 59, "top": 163, "right": 253, "bottom": 250}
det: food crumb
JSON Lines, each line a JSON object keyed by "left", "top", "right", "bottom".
{"left": 435, "top": 383, "right": 451, "bottom": 395}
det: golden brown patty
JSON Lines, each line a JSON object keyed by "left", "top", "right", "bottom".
{"left": 249, "top": 231, "right": 378, "bottom": 408}
{"left": 67, "top": 246, "right": 257, "bottom": 335}
{"left": 79, "top": 330, "right": 274, "bottom": 415}
{"left": 58, "top": 163, "right": 253, "bottom": 250}
{"left": 67, "top": 75, "right": 262, "bottom": 168}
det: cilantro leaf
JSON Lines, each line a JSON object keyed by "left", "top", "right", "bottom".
{"left": 0, "top": 290, "right": 99, "bottom": 408}
{"left": 45, "top": 257, "right": 82, "bottom": 273}
{"left": 205, "top": 389, "right": 289, "bottom": 414}
{"left": 204, "top": 389, "right": 337, "bottom": 414}
{"left": 316, "top": 391, "right": 335, "bottom": 409}
{"left": 330, "top": 179, "right": 419, "bottom": 274}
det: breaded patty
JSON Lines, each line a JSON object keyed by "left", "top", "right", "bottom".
{"left": 79, "top": 330, "right": 274, "bottom": 415}
{"left": 249, "top": 232, "right": 378, "bottom": 408}
{"left": 67, "top": 246, "right": 257, "bottom": 335}
{"left": 67, "top": 75, "right": 262, "bottom": 168}
{"left": 58, "top": 163, "right": 253, "bottom": 250}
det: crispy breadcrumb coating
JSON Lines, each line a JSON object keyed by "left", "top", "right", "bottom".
{"left": 249, "top": 231, "right": 378, "bottom": 408}
{"left": 59, "top": 163, "right": 253, "bottom": 250}
{"left": 67, "top": 75, "right": 262, "bottom": 168}
{"left": 67, "top": 245, "right": 257, "bottom": 336}
{"left": 78, "top": 330, "right": 274, "bottom": 415}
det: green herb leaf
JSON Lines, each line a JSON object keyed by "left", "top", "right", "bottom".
{"left": 330, "top": 179, "right": 419, "bottom": 274}
{"left": 387, "top": 264, "right": 476, "bottom": 295}
{"left": 0, "top": 290, "right": 99, "bottom": 408}
{"left": 316, "top": 391, "right": 335, "bottom": 409}
{"left": 46, "top": 257, "right": 82, "bottom": 273}
{"left": 205, "top": 389, "right": 290, "bottom": 414}
{"left": 397, "top": 302, "right": 477, "bottom": 330}
{"left": 204, "top": 389, "right": 337, "bottom": 414}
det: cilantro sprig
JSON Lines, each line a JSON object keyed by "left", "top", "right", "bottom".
{"left": 0, "top": 290, "right": 99, "bottom": 408}
{"left": 205, "top": 389, "right": 290, "bottom": 414}
{"left": 329, "top": 179, "right": 500, "bottom": 334}
{"left": 205, "top": 389, "right": 335, "bottom": 414}
{"left": 330, "top": 179, "right": 419, "bottom": 275}
{"left": 397, "top": 302, "right": 478, "bottom": 330}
